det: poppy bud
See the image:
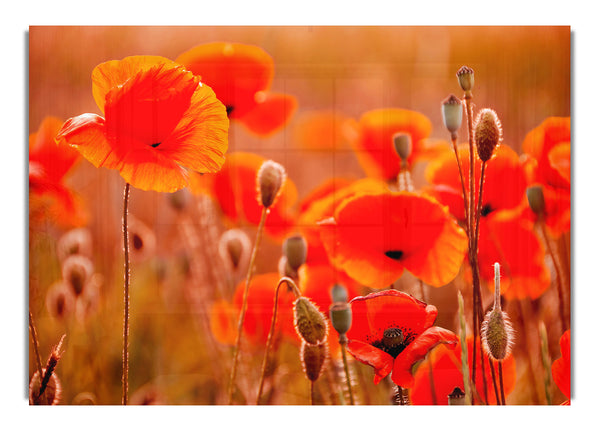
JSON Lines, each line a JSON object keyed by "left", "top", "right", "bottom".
{"left": 330, "top": 284, "right": 348, "bottom": 303}
{"left": 282, "top": 234, "right": 307, "bottom": 271}
{"left": 219, "top": 229, "right": 250, "bottom": 271}
{"left": 278, "top": 256, "right": 298, "bottom": 280}
{"left": 56, "top": 227, "right": 92, "bottom": 262}
{"left": 294, "top": 297, "right": 328, "bottom": 345}
{"left": 329, "top": 302, "right": 352, "bottom": 336}
{"left": 61, "top": 255, "right": 93, "bottom": 297}
{"left": 441, "top": 94, "right": 463, "bottom": 136}
{"left": 447, "top": 387, "right": 466, "bottom": 405}
{"left": 45, "top": 282, "right": 75, "bottom": 321}
{"left": 393, "top": 133, "right": 412, "bottom": 162}
{"left": 257, "top": 160, "right": 286, "bottom": 208}
{"left": 526, "top": 185, "right": 546, "bottom": 216}
{"left": 300, "top": 341, "right": 328, "bottom": 382}
{"left": 168, "top": 188, "right": 190, "bottom": 212}
{"left": 481, "top": 263, "right": 515, "bottom": 361}
{"left": 474, "top": 108, "right": 502, "bottom": 162}
{"left": 456, "top": 65, "right": 475, "bottom": 94}
{"left": 29, "top": 368, "right": 62, "bottom": 405}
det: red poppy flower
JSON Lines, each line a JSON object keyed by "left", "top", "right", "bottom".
{"left": 210, "top": 273, "right": 297, "bottom": 346}
{"left": 410, "top": 335, "right": 516, "bottom": 405}
{"left": 29, "top": 116, "right": 87, "bottom": 228}
{"left": 551, "top": 329, "right": 571, "bottom": 403}
{"left": 345, "top": 290, "right": 458, "bottom": 388}
{"left": 297, "top": 177, "right": 388, "bottom": 264}
{"left": 193, "top": 152, "right": 297, "bottom": 238}
{"left": 55, "top": 55, "right": 229, "bottom": 193}
{"left": 176, "top": 42, "right": 297, "bottom": 136}
{"left": 347, "top": 108, "right": 446, "bottom": 181}
{"left": 292, "top": 110, "right": 354, "bottom": 151}
{"left": 426, "top": 144, "right": 550, "bottom": 299}
{"left": 319, "top": 191, "right": 468, "bottom": 288}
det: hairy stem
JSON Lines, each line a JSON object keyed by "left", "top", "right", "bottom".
{"left": 122, "top": 182, "right": 131, "bottom": 406}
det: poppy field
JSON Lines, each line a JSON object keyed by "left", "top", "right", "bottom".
{"left": 28, "top": 26, "right": 571, "bottom": 407}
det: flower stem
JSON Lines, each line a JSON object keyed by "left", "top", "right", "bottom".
{"left": 339, "top": 336, "right": 355, "bottom": 405}
{"left": 451, "top": 135, "right": 470, "bottom": 240}
{"left": 122, "top": 182, "right": 131, "bottom": 406}
{"left": 457, "top": 291, "right": 473, "bottom": 405}
{"left": 256, "top": 276, "right": 301, "bottom": 404}
{"left": 539, "top": 321, "right": 553, "bottom": 405}
{"left": 228, "top": 206, "right": 268, "bottom": 405}
{"left": 498, "top": 361, "right": 506, "bottom": 405}
{"left": 310, "top": 381, "right": 315, "bottom": 405}
{"left": 28, "top": 311, "right": 46, "bottom": 404}
{"left": 539, "top": 221, "right": 568, "bottom": 333}
{"left": 488, "top": 357, "right": 500, "bottom": 405}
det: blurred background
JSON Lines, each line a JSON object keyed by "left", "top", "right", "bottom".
{"left": 28, "top": 26, "right": 570, "bottom": 405}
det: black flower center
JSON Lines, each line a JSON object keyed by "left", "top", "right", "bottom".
{"left": 151, "top": 142, "right": 161, "bottom": 148}
{"left": 385, "top": 250, "right": 404, "bottom": 260}
{"left": 481, "top": 203, "right": 494, "bottom": 217}
{"left": 225, "top": 105, "right": 235, "bottom": 116}
{"left": 373, "top": 327, "right": 407, "bottom": 358}
{"left": 133, "top": 234, "right": 143, "bottom": 250}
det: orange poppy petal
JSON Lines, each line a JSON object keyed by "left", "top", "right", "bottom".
{"left": 239, "top": 92, "right": 297, "bottom": 136}
{"left": 209, "top": 299, "right": 237, "bottom": 345}
{"left": 92, "top": 55, "right": 179, "bottom": 114}
{"left": 391, "top": 326, "right": 458, "bottom": 388}
{"left": 350, "top": 108, "right": 432, "bottom": 180}
{"left": 319, "top": 192, "right": 467, "bottom": 288}
{"left": 292, "top": 110, "right": 353, "bottom": 151}
{"left": 548, "top": 143, "right": 571, "bottom": 184}
{"left": 347, "top": 340, "right": 394, "bottom": 384}
{"left": 552, "top": 329, "right": 571, "bottom": 400}
{"left": 176, "top": 42, "right": 274, "bottom": 118}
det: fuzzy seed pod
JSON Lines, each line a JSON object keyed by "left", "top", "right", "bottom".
{"left": 329, "top": 302, "right": 352, "bottom": 336}
{"left": 474, "top": 108, "right": 502, "bottom": 162}
{"left": 456, "top": 65, "right": 475, "bottom": 94}
{"left": 481, "top": 308, "right": 514, "bottom": 361}
{"left": 300, "top": 341, "right": 328, "bottom": 382}
{"left": 29, "top": 368, "right": 62, "bottom": 405}
{"left": 330, "top": 284, "right": 348, "bottom": 303}
{"left": 219, "top": 229, "right": 250, "bottom": 271}
{"left": 61, "top": 254, "right": 94, "bottom": 297}
{"left": 526, "top": 185, "right": 546, "bottom": 216}
{"left": 257, "top": 160, "right": 286, "bottom": 208}
{"left": 294, "top": 297, "right": 328, "bottom": 345}
{"left": 282, "top": 235, "right": 307, "bottom": 271}
{"left": 441, "top": 94, "right": 463, "bottom": 135}
{"left": 56, "top": 227, "right": 92, "bottom": 262}
{"left": 393, "top": 133, "right": 412, "bottom": 162}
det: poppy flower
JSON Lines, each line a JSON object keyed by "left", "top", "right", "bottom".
{"left": 347, "top": 108, "right": 446, "bottom": 181}
{"left": 410, "top": 335, "right": 516, "bottom": 405}
{"left": 176, "top": 42, "right": 297, "bottom": 136}
{"left": 345, "top": 290, "right": 458, "bottom": 388}
{"left": 194, "top": 152, "right": 297, "bottom": 238}
{"left": 297, "top": 177, "right": 388, "bottom": 264}
{"left": 551, "top": 329, "right": 571, "bottom": 403}
{"left": 319, "top": 191, "right": 468, "bottom": 289}
{"left": 29, "top": 116, "right": 87, "bottom": 228}
{"left": 292, "top": 110, "right": 354, "bottom": 151}
{"left": 426, "top": 144, "right": 550, "bottom": 299}
{"left": 55, "top": 55, "right": 229, "bottom": 193}
{"left": 210, "top": 273, "right": 297, "bottom": 346}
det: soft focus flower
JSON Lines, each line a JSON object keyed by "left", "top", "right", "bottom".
{"left": 426, "top": 144, "right": 550, "bottom": 299}
{"left": 292, "top": 110, "right": 353, "bottom": 151}
{"left": 410, "top": 335, "right": 516, "bottom": 405}
{"left": 210, "top": 273, "right": 297, "bottom": 346}
{"left": 551, "top": 329, "right": 571, "bottom": 403}
{"left": 346, "top": 108, "right": 446, "bottom": 181}
{"left": 56, "top": 55, "right": 229, "bottom": 192}
{"left": 194, "top": 152, "right": 297, "bottom": 238}
{"left": 318, "top": 191, "right": 468, "bottom": 288}
{"left": 176, "top": 42, "right": 296, "bottom": 136}
{"left": 29, "top": 116, "right": 87, "bottom": 228}
{"left": 346, "top": 290, "right": 458, "bottom": 388}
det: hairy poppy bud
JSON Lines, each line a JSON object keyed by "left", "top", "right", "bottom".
{"left": 219, "top": 229, "right": 250, "bottom": 271}
{"left": 282, "top": 235, "right": 307, "bottom": 271}
{"left": 447, "top": 387, "right": 466, "bottom": 405}
{"left": 257, "top": 160, "right": 286, "bottom": 208}
{"left": 330, "top": 284, "right": 348, "bottom": 303}
{"left": 294, "top": 297, "right": 328, "bottom": 345}
{"left": 526, "top": 185, "right": 546, "bottom": 216}
{"left": 393, "top": 133, "right": 412, "bottom": 163}
{"left": 300, "top": 341, "right": 328, "bottom": 382}
{"left": 474, "top": 108, "right": 502, "bottom": 162}
{"left": 441, "top": 94, "right": 463, "bottom": 136}
{"left": 481, "top": 263, "right": 515, "bottom": 361}
{"left": 29, "top": 368, "right": 62, "bottom": 405}
{"left": 329, "top": 302, "right": 352, "bottom": 336}
{"left": 456, "top": 65, "right": 475, "bottom": 94}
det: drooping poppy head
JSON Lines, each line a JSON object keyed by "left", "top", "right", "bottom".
{"left": 410, "top": 335, "right": 516, "bottom": 405}
{"left": 522, "top": 117, "right": 571, "bottom": 190}
{"left": 56, "top": 55, "right": 229, "bottom": 193}
{"left": 318, "top": 191, "right": 468, "bottom": 288}
{"left": 197, "top": 152, "right": 297, "bottom": 238}
{"left": 347, "top": 108, "right": 443, "bottom": 181}
{"left": 345, "top": 290, "right": 458, "bottom": 388}
{"left": 209, "top": 273, "right": 297, "bottom": 346}
{"left": 176, "top": 42, "right": 296, "bottom": 136}
{"left": 29, "top": 116, "right": 87, "bottom": 228}
{"left": 551, "top": 329, "right": 571, "bottom": 403}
